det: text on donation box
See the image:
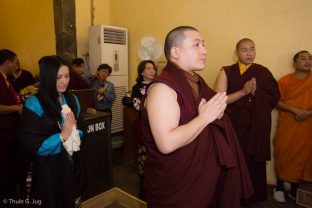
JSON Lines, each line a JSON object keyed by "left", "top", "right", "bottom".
{"left": 87, "top": 121, "right": 106, "bottom": 134}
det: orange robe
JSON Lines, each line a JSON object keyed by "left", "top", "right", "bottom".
{"left": 274, "top": 73, "right": 312, "bottom": 182}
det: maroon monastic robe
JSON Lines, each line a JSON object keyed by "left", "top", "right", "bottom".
{"left": 68, "top": 68, "right": 90, "bottom": 90}
{"left": 223, "top": 63, "right": 280, "bottom": 200}
{"left": 223, "top": 63, "right": 280, "bottom": 161}
{"left": 0, "top": 74, "right": 19, "bottom": 137}
{"left": 142, "top": 62, "right": 253, "bottom": 208}
{"left": 0, "top": 73, "right": 20, "bottom": 198}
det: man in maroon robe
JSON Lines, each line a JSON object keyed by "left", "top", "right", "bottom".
{"left": 7, "top": 58, "right": 36, "bottom": 93}
{"left": 214, "top": 38, "right": 280, "bottom": 205}
{"left": 141, "top": 26, "right": 253, "bottom": 208}
{"left": 0, "top": 49, "right": 22, "bottom": 200}
{"left": 67, "top": 67, "right": 90, "bottom": 90}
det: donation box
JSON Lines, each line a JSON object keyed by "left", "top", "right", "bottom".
{"left": 81, "top": 111, "right": 112, "bottom": 201}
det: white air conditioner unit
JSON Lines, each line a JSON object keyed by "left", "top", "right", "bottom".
{"left": 89, "top": 25, "right": 128, "bottom": 133}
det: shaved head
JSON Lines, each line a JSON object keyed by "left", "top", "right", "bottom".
{"left": 236, "top": 38, "right": 254, "bottom": 51}
{"left": 164, "top": 26, "right": 198, "bottom": 61}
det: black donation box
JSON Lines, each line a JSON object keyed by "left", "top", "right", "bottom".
{"left": 81, "top": 111, "right": 112, "bottom": 201}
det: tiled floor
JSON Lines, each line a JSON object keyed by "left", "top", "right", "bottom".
{"left": 112, "top": 148, "right": 140, "bottom": 197}
{"left": 112, "top": 147, "right": 304, "bottom": 207}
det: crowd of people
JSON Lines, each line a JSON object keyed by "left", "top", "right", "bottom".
{"left": 0, "top": 50, "right": 115, "bottom": 207}
{"left": 134, "top": 27, "right": 312, "bottom": 207}
{"left": 0, "top": 25, "right": 311, "bottom": 207}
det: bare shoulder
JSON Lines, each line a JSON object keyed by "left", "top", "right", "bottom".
{"left": 218, "top": 68, "right": 226, "bottom": 76}
{"left": 147, "top": 82, "right": 177, "bottom": 98}
{"left": 214, "top": 69, "right": 228, "bottom": 92}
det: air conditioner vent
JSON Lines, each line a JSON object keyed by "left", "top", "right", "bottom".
{"left": 103, "top": 27, "right": 126, "bottom": 45}
{"left": 111, "top": 85, "right": 127, "bottom": 133}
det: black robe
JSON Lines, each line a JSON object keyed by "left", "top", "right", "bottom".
{"left": 18, "top": 94, "right": 87, "bottom": 208}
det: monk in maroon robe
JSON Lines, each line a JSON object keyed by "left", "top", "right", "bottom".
{"left": 142, "top": 26, "right": 253, "bottom": 208}
{"left": 67, "top": 67, "right": 90, "bottom": 90}
{"left": 214, "top": 38, "right": 280, "bottom": 204}
{"left": 0, "top": 49, "right": 22, "bottom": 199}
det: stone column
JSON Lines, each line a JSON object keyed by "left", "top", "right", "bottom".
{"left": 53, "top": 0, "right": 77, "bottom": 63}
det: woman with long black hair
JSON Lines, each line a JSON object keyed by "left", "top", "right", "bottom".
{"left": 19, "top": 56, "right": 86, "bottom": 208}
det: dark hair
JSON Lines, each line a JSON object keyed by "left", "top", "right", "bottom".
{"left": 37, "top": 55, "right": 77, "bottom": 122}
{"left": 136, "top": 60, "right": 156, "bottom": 84}
{"left": 0, "top": 49, "right": 16, "bottom": 65}
{"left": 293, "top": 50, "right": 310, "bottom": 62}
{"left": 72, "top": 58, "right": 84, "bottom": 66}
{"left": 235, "top": 38, "right": 255, "bottom": 50}
{"left": 97, "top": 63, "right": 112, "bottom": 75}
{"left": 164, "top": 26, "right": 198, "bottom": 61}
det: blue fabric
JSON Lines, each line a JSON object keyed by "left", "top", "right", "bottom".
{"left": 24, "top": 93, "right": 82, "bottom": 155}
{"left": 24, "top": 96, "right": 43, "bottom": 117}
{"left": 92, "top": 80, "right": 116, "bottom": 111}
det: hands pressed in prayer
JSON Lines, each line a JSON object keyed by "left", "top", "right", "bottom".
{"left": 97, "top": 84, "right": 108, "bottom": 101}
{"left": 60, "top": 111, "right": 76, "bottom": 141}
{"left": 242, "top": 77, "right": 256, "bottom": 96}
{"left": 198, "top": 92, "right": 228, "bottom": 124}
{"left": 98, "top": 83, "right": 108, "bottom": 95}
{"left": 98, "top": 87, "right": 105, "bottom": 94}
